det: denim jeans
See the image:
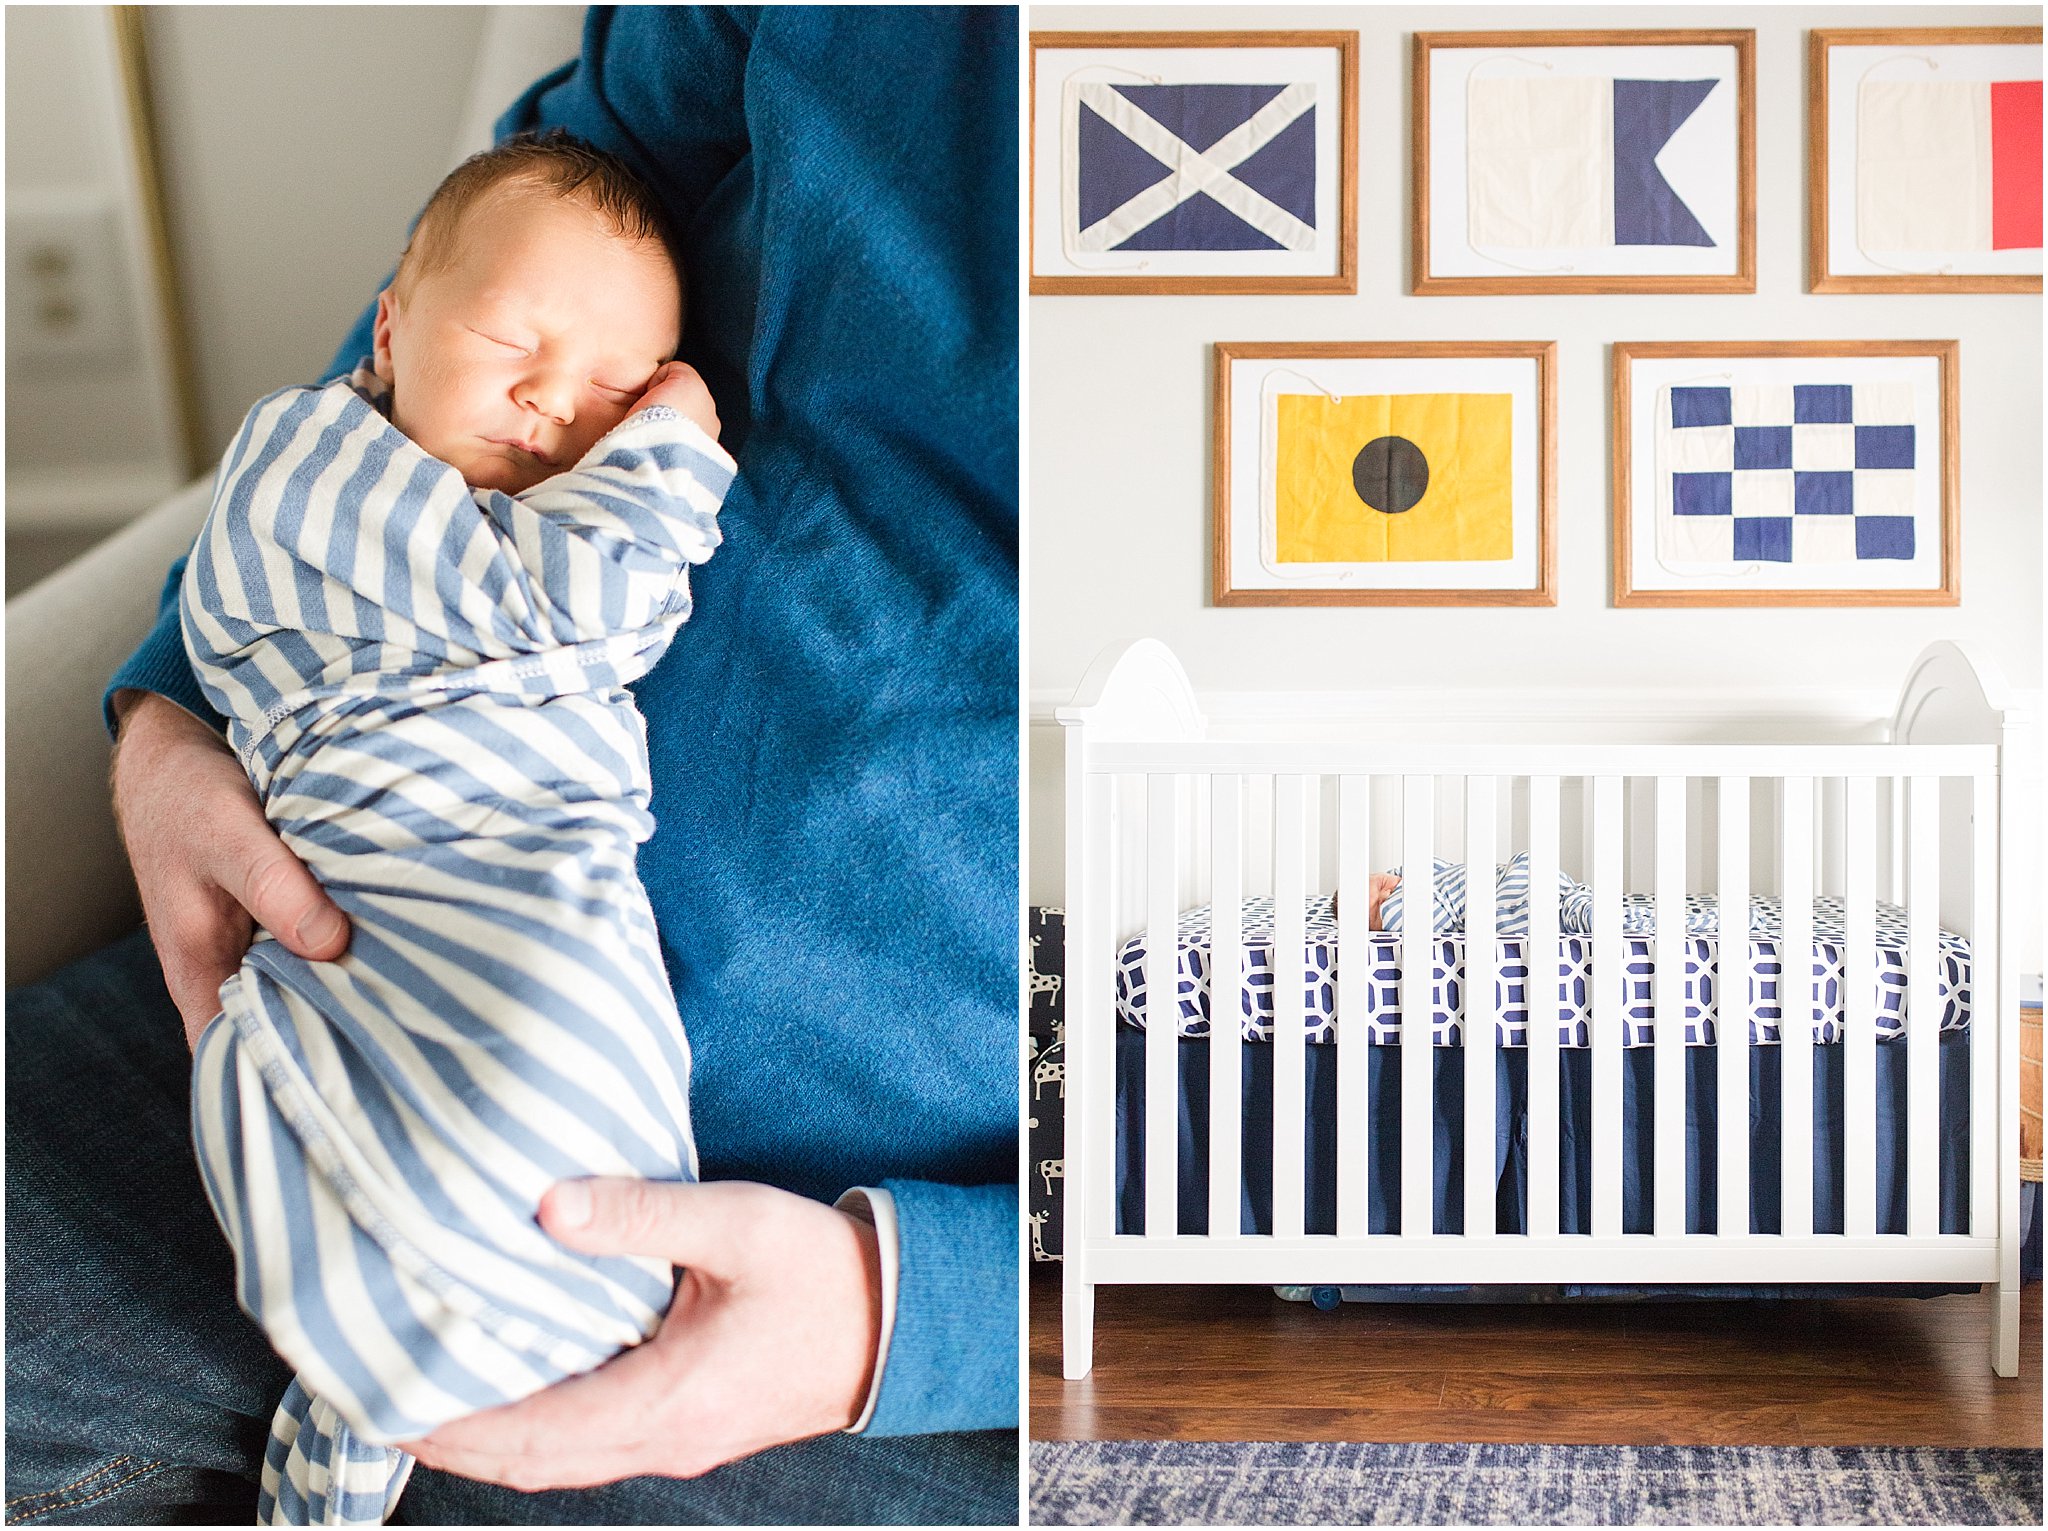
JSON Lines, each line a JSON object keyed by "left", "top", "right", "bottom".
{"left": 5, "top": 930, "right": 1017, "bottom": 1525}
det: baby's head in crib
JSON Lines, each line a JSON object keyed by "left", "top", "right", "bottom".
{"left": 371, "top": 131, "right": 685, "bottom": 495}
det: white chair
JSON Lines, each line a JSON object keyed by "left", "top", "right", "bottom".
{"left": 5, "top": 5, "right": 584, "bottom": 990}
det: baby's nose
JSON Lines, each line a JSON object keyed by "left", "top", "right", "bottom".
{"left": 518, "top": 372, "right": 577, "bottom": 424}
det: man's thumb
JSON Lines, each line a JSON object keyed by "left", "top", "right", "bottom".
{"left": 233, "top": 842, "right": 349, "bottom": 960}
{"left": 540, "top": 1177, "right": 749, "bottom": 1272}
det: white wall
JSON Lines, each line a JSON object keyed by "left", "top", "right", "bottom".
{"left": 4, "top": 5, "right": 187, "bottom": 524}
{"left": 4, "top": 4, "right": 587, "bottom": 558}
{"left": 143, "top": 5, "right": 508, "bottom": 463}
{"left": 1028, "top": 4, "right": 2045, "bottom": 919}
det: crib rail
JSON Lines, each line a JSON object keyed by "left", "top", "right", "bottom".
{"left": 1057, "top": 642, "right": 2018, "bottom": 1382}
{"left": 1085, "top": 1236, "right": 2003, "bottom": 1286}
{"left": 1087, "top": 742, "right": 1994, "bottom": 775}
{"left": 1090, "top": 764, "right": 1994, "bottom": 1247}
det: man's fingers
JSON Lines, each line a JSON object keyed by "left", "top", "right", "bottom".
{"left": 407, "top": 1338, "right": 674, "bottom": 1469}
{"left": 539, "top": 1178, "right": 764, "bottom": 1271}
{"left": 407, "top": 1433, "right": 655, "bottom": 1494}
{"left": 165, "top": 960, "right": 232, "bottom": 1047}
{"left": 149, "top": 890, "right": 248, "bottom": 1043}
{"left": 110, "top": 692, "right": 344, "bottom": 1049}
{"left": 164, "top": 950, "right": 232, "bottom": 1040}
{"left": 219, "top": 837, "right": 350, "bottom": 960}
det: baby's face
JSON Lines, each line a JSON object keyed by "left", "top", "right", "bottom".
{"left": 373, "top": 186, "right": 681, "bottom": 494}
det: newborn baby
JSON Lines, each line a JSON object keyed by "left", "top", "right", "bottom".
{"left": 179, "top": 134, "right": 732, "bottom": 1526}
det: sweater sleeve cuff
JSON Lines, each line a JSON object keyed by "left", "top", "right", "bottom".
{"left": 101, "top": 555, "right": 226, "bottom": 741}
{"left": 832, "top": 1188, "right": 899, "bottom": 1434}
{"left": 859, "top": 1180, "right": 1017, "bottom": 1437}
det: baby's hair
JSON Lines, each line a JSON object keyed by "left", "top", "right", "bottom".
{"left": 393, "top": 130, "right": 680, "bottom": 303}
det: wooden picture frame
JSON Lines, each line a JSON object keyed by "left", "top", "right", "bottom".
{"left": 1213, "top": 340, "right": 1556, "bottom": 607}
{"left": 1612, "top": 340, "right": 1960, "bottom": 608}
{"left": 1029, "top": 30, "right": 1358, "bottom": 295}
{"left": 1809, "top": 28, "right": 2043, "bottom": 294}
{"left": 1413, "top": 30, "right": 1756, "bottom": 295}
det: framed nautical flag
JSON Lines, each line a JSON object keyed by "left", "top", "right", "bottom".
{"left": 1810, "top": 28, "right": 2043, "bottom": 293}
{"left": 1030, "top": 31, "right": 1357, "bottom": 294}
{"left": 1613, "top": 341, "right": 1959, "bottom": 607}
{"left": 1214, "top": 341, "right": 1556, "bottom": 605}
{"left": 1414, "top": 30, "right": 1755, "bottom": 294}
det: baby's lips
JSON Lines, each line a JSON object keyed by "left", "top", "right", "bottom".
{"left": 487, "top": 435, "right": 555, "bottom": 466}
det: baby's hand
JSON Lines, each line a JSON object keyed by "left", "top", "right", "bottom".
{"left": 631, "top": 361, "right": 720, "bottom": 442}
{"left": 1369, "top": 872, "right": 1399, "bottom": 930}
{"left": 1329, "top": 872, "right": 1401, "bottom": 929}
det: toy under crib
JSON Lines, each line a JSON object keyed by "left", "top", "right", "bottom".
{"left": 1055, "top": 640, "right": 2023, "bottom": 1380}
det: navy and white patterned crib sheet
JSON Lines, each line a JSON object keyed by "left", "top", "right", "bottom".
{"left": 1113, "top": 893, "right": 1972, "bottom": 1047}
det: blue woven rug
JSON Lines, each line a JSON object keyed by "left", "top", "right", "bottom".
{"left": 1029, "top": 1442, "right": 2044, "bottom": 1526}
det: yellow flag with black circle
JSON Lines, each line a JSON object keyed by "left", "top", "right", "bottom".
{"left": 1274, "top": 392, "right": 1514, "bottom": 562}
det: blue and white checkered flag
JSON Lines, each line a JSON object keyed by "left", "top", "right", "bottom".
{"left": 1657, "top": 382, "right": 1917, "bottom": 565}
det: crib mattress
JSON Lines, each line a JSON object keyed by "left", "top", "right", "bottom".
{"left": 1114, "top": 894, "right": 1972, "bottom": 1047}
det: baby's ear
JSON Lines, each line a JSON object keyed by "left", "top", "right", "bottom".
{"left": 370, "top": 289, "right": 399, "bottom": 384}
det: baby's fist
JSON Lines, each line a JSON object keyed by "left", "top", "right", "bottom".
{"left": 1369, "top": 873, "right": 1399, "bottom": 931}
{"left": 633, "top": 361, "right": 720, "bottom": 441}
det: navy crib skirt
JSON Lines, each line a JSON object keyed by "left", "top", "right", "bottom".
{"left": 1115, "top": 1030, "right": 1972, "bottom": 1247}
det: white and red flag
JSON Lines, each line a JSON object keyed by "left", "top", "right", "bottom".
{"left": 1858, "top": 78, "right": 2041, "bottom": 254}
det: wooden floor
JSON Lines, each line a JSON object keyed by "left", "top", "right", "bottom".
{"left": 1031, "top": 1273, "right": 2042, "bottom": 1446}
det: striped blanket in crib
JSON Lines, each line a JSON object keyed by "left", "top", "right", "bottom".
{"left": 180, "top": 364, "right": 731, "bottom": 1524}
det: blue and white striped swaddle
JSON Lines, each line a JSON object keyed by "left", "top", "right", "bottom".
{"left": 179, "top": 364, "right": 732, "bottom": 1524}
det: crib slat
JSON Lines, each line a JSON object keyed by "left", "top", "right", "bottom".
{"left": 1718, "top": 777, "right": 1751, "bottom": 1240}
{"left": 1590, "top": 775, "right": 1624, "bottom": 1239}
{"left": 1209, "top": 776, "right": 1244, "bottom": 1241}
{"left": 1780, "top": 777, "right": 1815, "bottom": 1238}
{"left": 1464, "top": 779, "right": 1498, "bottom": 1240}
{"left": 1401, "top": 776, "right": 1435, "bottom": 1239}
{"left": 1969, "top": 772, "right": 1995, "bottom": 1240}
{"left": 1820, "top": 779, "right": 1845, "bottom": 898}
{"left": 1629, "top": 777, "right": 1656, "bottom": 890}
{"left": 1080, "top": 774, "right": 1119, "bottom": 1249}
{"left": 1653, "top": 777, "right": 1686, "bottom": 1239}
{"left": 1273, "top": 775, "right": 1310, "bottom": 1240}
{"left": 1905, "top": 775, "right": 1940, "bottom": 1238}
{"left": 1144, "top": 776, "right": 1180, "bottom": 1240}
{"left": 1526, "top": 776, "right": 1561, "bottom": 1239}
{"left": 1336, "top": 774, "right": 1371, "bottom": 1238}
{"left": 1844, "top": 776, "right": 1878, "bottom": 1238}
{"left": 1887, "top": 777, "right": 1904, "bottom": 904}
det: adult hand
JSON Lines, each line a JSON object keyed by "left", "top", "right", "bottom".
{"left": 110, "top": 689, "right": 351, "bottom": 1049}
{"left": 403, "top": 1178, "right": 883, "bottom": 1490}
{"left": 632, "top": 360, "right": 720, "bottom": 441}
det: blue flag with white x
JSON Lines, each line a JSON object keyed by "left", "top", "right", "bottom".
{"left": 1072, "top": 81, "right": 1318, "bottom": 252}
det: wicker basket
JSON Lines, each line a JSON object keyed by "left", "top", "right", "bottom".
{"left": 2023, "top": 1003, "right": 2042, "bottom": 1184}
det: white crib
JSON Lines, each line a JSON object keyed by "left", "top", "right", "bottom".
{"left": 1056, "top": 639, "right": 2024, "bottom": 1380}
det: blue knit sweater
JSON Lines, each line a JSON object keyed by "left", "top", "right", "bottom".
{"left": 106, "top": 5, "right": 1017, "bottom": 1438}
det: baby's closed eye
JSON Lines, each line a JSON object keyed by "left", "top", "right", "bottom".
{"left": 469, "top": 326, "right": 533, "bottom": 356}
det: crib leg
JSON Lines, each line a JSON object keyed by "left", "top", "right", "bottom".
{"left": 1992, "top": 1278, "right": 2019, "bottom": 1377}
{"left": 1063, "top": 1270, "right": 1095, "bottom": 1379}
